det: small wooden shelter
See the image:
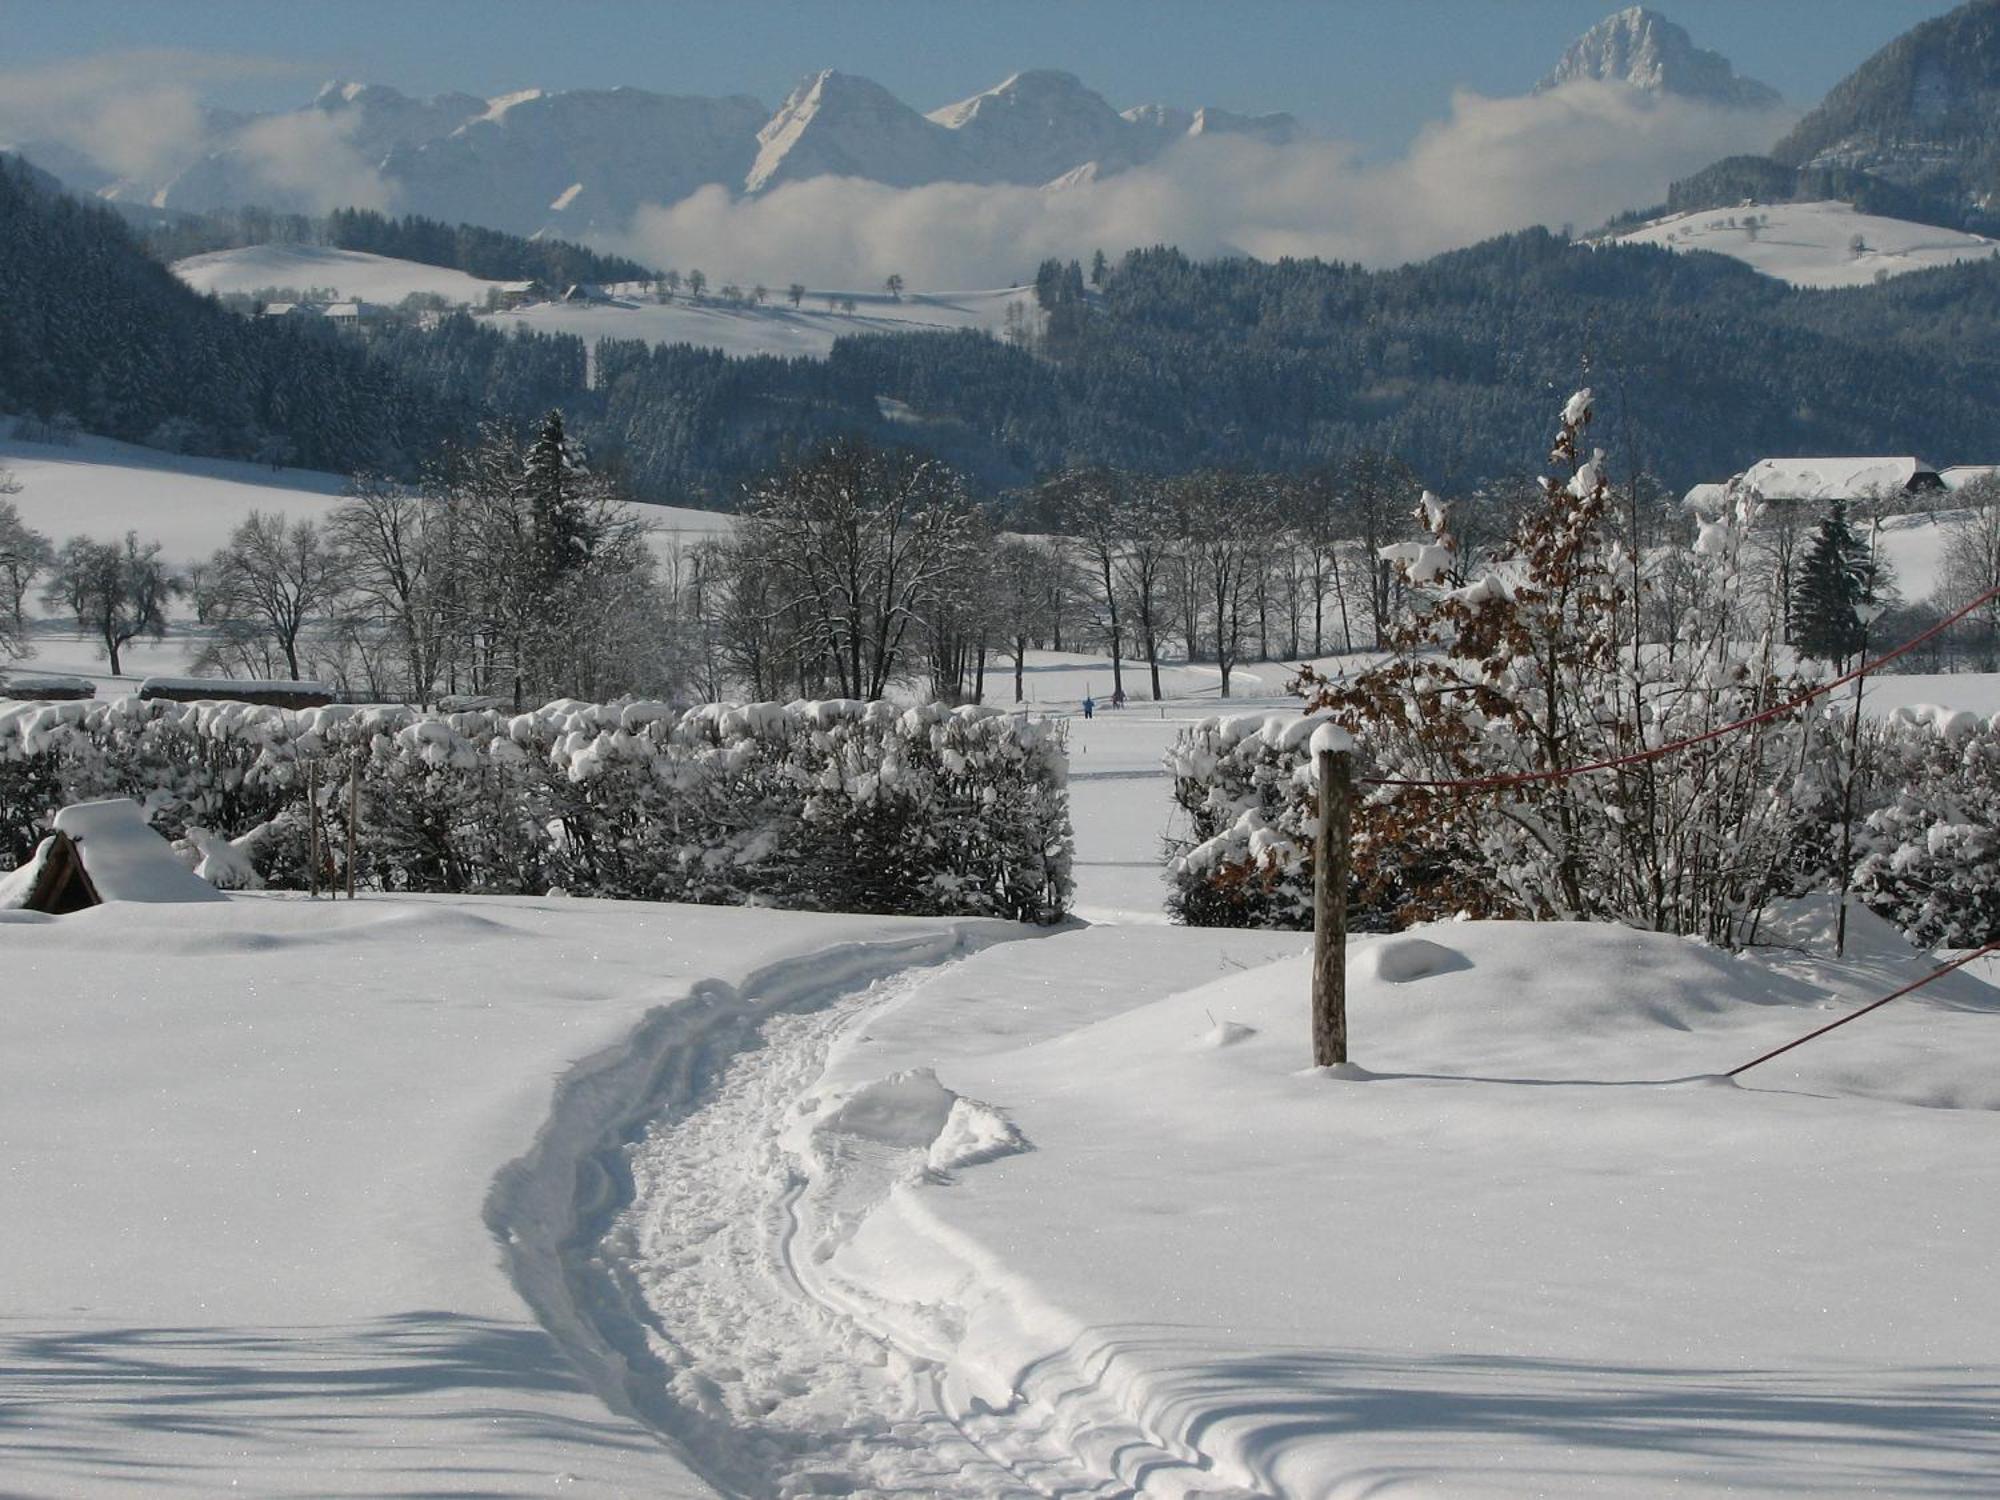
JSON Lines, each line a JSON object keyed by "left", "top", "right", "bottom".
{"left": 0, "top": 799, "right": 227, "bottom": 914}
{"left": 0, "top": 830, "right": 99, "bottom": 913}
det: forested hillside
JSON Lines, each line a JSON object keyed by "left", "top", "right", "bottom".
{"left": 0, "top": 159, "right": 469, "bottom": 474}
{"left": 366, "top": 233, "right": 2000, "bottom": 504}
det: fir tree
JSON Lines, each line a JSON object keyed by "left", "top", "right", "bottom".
{"left": 524, "top": 409, "right": 592, "bottom": 584}
{"left": 1789, "top": 499, "right": 1874, "bottom": 663}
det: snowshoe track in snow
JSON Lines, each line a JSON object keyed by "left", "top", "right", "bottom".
{"left": 490, "top": 927, "right": 1266, "bottom": 1499}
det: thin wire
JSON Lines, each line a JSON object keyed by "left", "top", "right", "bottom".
{"left": 1726, "top": 942, "right": 2000, "bottom": 1078}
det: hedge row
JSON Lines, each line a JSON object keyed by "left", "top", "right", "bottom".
{"left": 0, "top": 695, "right": 1073, "bottom": 922}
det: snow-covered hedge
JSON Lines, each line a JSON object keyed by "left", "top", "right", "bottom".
{"left": 1167, "top": 700, "right": 2000, "bottom": 949}
{"left": 0, "top": 695, "right": 1072, "bottom": 922}
{"left": 1854, "top": 706, "right": 2000, "bottom": 948}
{"left": 1165, "top": 711, "right": 1338, "bottom": 929}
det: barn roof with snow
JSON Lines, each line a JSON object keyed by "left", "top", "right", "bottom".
{"left": 1739, "top": 457, "right": 1943, "bottom": 501}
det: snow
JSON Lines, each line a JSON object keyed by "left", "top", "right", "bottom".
{"left": 169, "top": 246, "right": 1036, "bottom": 362}
{"left": 1611, "top": 200, "right": 2000, "bottom": 289}
{"left": 0, "top": 894, "right": 1018, "bottom": 1494}
{"left": 1307, "top": 719, "right": 1354, "bottom": 757}
{"left": 48, "top": 797, "right": 225, "bottom": 903}
{"left": 784, "top": 912, "right": 2000, "bottom": 1496}
{"left": 487, "top": 284, "right": 1035, "bottom": 360}
{"left": 173, "top": 244, "right": 501, "bottom": 305}
{"left": 1, "top": 422, "right": 348, "bottom": 563}
{"left": 1741, "top": 454, "right": 1936, "bottom": 500}
{"left": 8, "top": 637, "right": 2000, "bottom": 1493}
{"left": 0, "top": 420, "right": 729, "bottom": 687}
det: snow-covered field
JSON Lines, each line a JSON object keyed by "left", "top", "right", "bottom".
{"left": 0, "top": 424, "right": 348, "bottom": 562}
{"left": 493, "top": 285, "right": 1034, "bottom": 360}
{"left": 168, "top": 244, "right": 1035, "bottom": 359}
{"left": 1611, "top": 200, "right": 2000, "bottom": 289}
{"left": 6, "top": 853, "right": 1996, "bottom": 1493}
{"left": 172, "top": 243, "right": 502, "bottom": 304}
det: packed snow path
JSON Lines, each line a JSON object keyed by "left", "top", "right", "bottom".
{"left": 534, "top": 933, "right": 1267, "bottom": 1498}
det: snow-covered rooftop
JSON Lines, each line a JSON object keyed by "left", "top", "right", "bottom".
{"left": 1741, "top": 455, "right": 1939, "bottom": 500}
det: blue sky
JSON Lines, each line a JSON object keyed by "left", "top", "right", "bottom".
{"left": 0, "top": 0, "right": 1958, "bottom": 149}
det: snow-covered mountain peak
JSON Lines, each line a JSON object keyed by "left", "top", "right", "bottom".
{"left": 748, "top": 70, "right": 960, "bottom": 193}
{"left": 924, "top": 68, "right": 1137, "bottom": 182}
{"left": 928, "top": 69, "right": 1109, "bottom": 129}
{"left": 1540, "top": 6, "right": 1781, "bottom": 108}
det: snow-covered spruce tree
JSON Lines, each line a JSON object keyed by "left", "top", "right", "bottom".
{"left": 1789, "top": 499, "right": 1876, "bottom": 665}
{"left": 1175, "top": 391, "right": 1829, "bottom": 944}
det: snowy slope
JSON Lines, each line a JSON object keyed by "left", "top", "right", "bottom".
{"left": 0, "top": 894, "right": 1015, "bottom": 1495}
{"left": 173, "top": 243, "right": 504, "bottom": 304}
{"left": 488, "top": 285, "right": 1034, "bottom": 359}
{"left": 169, "top": 245, "right": 1035, "bottom": 359}
{"left": 787, "top": 910, "right": 2000, "bottom": 1496}
{"left": 1, "top": 424, "right": 349, "bottom": 561}
{"left": 1612, "top": 200, "right": 2000, "bottom": 288}
{"left": 1, "top": 423, "right": 731, "bottom": 689}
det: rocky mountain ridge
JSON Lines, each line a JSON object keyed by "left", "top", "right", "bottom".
{"left": 1538, "top": 4, "right": 1781, "bottom": 108}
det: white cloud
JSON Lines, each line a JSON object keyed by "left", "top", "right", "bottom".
{"left": 0, "top": 50, "right": 295, "bottom": 185}
{"left": 0, "top": 49, "right": 388, "bottom": 213}
{"left": 620, "top": 82, "right": 1796, "bottom": 288}
{"left": 230, "top": 111, "right": 396, "bottom": 214}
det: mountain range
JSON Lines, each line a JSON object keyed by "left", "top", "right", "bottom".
{"left": 1665, "top": 0, "right": 2000, "bottom": 233}
{"left": 13, "top": 69, "right": 1299, "bottom": 239}
{"left": 8, "top": 6, "right": 1779, "bottom": 241}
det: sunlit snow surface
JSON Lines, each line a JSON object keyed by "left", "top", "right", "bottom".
{"left": 1612, "top": 200, "right": 2000, "bottom": 289}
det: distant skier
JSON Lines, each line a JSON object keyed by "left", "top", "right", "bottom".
{"left": 1081, "top": 695, "right": 1095, "bottom": 720}
{"left": 1111, "top": 686, "right": 1125, "bottom": 709}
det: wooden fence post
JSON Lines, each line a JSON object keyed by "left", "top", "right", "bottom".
{"left": 1312, "top": 742, "right": 1351, "bottom": 1067}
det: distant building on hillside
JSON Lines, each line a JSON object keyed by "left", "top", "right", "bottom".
{"left": 1738, "top": 456, "right": 1944, "bottom": 503}
{"left": 561, "top": 282, "right": 610, "bottom": 303}
{"left": 1941, "top": 464, "right": 1999, "bottom": 491}
{"left": 258, "top": 301, "right": 324, "bottom": 320}
{"left": 322, "top": 301, "right": 387, "bottom": 325}
{"left": 489, "top": 280, "right": 545, "bottom": 311}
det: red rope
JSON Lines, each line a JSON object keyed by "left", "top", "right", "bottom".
{"left": 1726, "top": 942, "right": 2000, "bottom": 1078}
{"left": 1360, "top": 582, "right": 2000, "bottom": 793}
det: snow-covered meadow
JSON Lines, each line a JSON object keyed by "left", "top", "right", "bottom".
{"left": 168, "top": 244, "right": 1037, "bottom": 361}
{"left": 1610, "top": 200, "right": 2000, "bottom": 289}
{"left": 5, "top": 865, "right": 1996, "bottom": 1494}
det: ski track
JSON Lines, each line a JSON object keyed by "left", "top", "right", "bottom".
{"left": 492, "top": 926, "right": 1264, "bottom": 1499}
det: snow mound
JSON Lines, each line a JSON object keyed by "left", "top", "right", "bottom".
{"left": 927, "top": 1096, "right": 1028, "bottom": 1173}
{"left": 1195, "top": 1019, "right": 1259, "bottom": 1048}
{"left": 54, "top": 798, "right": 227, "bottom": 904}
{"left": 820, "top": 1067, "right": 1026, "bottom": 1171}
{"left": 1359, "top": 936, "right": 1466, "bottom": 983}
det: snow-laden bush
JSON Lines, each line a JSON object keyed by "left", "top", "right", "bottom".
{"left": 1171, "top": 391, "right": 1844, "bottom": 947}
{"left": 1854, "top": 706, "right": 2000, "bottom": 948}
{"left": 1166, "top": 711, "right": 1336, "bottom": 928}
{"left": 0, "top": 695, "right": 1072, "bottom": 922}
